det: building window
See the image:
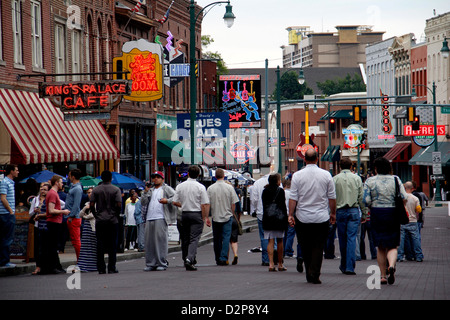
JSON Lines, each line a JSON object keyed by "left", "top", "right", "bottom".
{"left": 55, "top": 23, "right": 66, "bottom": 81}
{"left": 31, "top": 0, "right": 43, "bottom": 69}
{"left": 12, "top": 0, "right": 23, "bottom": 65}
{"left": 72, "top": 29, "right": 81, "bottom": 80}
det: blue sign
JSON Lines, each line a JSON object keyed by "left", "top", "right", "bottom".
{"left": 169, "top": 64, "right": 190, "bottom": 77}
{"left": 177, "top": 112, "right": 229, "bottom": 138}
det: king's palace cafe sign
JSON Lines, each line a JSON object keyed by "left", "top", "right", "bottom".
{"left": 39, "top": 80, "right": 130, "bottom": 112}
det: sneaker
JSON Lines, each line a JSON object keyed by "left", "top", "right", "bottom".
{"left": 0, "top": 263, "right": 16, "bottom": 269}
{"left": 156, "top": 267, "right": 166, "bottom": 271}
{"left": 185, "top": 259, "right": 197, "bottom": 271}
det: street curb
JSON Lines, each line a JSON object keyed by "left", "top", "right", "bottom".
{"left": 0, "top": 217, "right": 258, "bottom": 277}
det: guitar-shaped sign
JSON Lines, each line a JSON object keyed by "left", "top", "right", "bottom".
{"left": 222, "top": 81, "right": 229, "bottom": 102}
{"left": 248, "top": 81, "right": 256, "bottom": 102}
{"left": 228, "top": 81, "right": 236, "bottom": 100}
{"left": 242, "top": 82, "right": 249, "bottom": 101}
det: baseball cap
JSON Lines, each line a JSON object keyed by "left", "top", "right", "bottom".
{"left": 151, "top": 171, "right": 164, "bottom": 179}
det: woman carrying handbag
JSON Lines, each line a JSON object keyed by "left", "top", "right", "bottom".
{"left": 262, "top": 173, "right": 288, "bottom": 272}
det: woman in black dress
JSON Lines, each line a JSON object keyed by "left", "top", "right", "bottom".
{"left": 262, "top": 173, "right": 288, "bottom": 272}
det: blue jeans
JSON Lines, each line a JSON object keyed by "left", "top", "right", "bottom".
{"left": 257, "top": 219, "right": 269, "bottom": 264}
{"left": 0, "top": 214, "right": 15, "bottom": 266}
{"left": 336, "top": 207, "right": 360, "bottom": 273}
{"left": 398, "top": 222, "right": 424, "bottom": 261}
{"left": 324, "top": 223, "right": 337, "bottom": 258}
{"left": 212, "top": 219, "right": 232, "bottom": 262}
{"left": 360, "top": 220, "right": 377, "bottom": 259}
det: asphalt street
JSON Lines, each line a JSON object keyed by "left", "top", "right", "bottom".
{"left": 1, "top": 206, "right": 449, "bottom": 311}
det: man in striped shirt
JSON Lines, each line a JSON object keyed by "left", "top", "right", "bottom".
{"left": 0, "top": 164, "right": 19, "bottom": 268}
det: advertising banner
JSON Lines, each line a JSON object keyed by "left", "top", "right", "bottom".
{"left": 218, "top": 75, "right": 261, "bottom": 126}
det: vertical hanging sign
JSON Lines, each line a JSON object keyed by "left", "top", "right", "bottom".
{"left": 113, "top": 39, "right": 164, "bottom": 102}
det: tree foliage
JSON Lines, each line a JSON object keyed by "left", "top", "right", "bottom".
{"left": 317, "top": 73, "right": 366, "bottom": 96}
{"left": 271, "top": 71, "right": 313, "bottom": 101}
{"left": 201, "top": 35, "right": 228, "bottom": 75}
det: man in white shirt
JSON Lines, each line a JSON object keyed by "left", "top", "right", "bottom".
{"left": 140, "top": 171, "right": 177, "bottom": 271}
{"left": 288, "top": 149, "right": 336, "bottom": 284}
{"left": 207, "top": 169, "right": 239, "bottom": 265}
{"left": 173, "top": 166, "right": 210, "bottom": 271}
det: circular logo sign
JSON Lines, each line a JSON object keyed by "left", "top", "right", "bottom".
{"left": 343, "top": 124, "right": 364, "bottom": 148}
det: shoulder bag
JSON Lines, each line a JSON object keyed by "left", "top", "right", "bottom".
{"left": 394, "top": 176, "right": 409, "bottom": 225}
{"left": 262, "top": 187, "right": 288, "bottom": 231}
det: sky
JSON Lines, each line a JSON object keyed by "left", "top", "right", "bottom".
{"left": 195, "top": 0, "right": 449, "bottom": 69}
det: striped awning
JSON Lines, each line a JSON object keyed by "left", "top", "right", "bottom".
{"left": 0, "top": 88, "right": 119, "bottom": 164}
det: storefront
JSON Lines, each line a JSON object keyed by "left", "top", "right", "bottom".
{"left": 0, "top": 88, "right": 119, "bottom": 178}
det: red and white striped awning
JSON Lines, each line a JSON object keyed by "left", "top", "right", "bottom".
{"left": 0, "top": 88, "right": 119, "bottom": 164}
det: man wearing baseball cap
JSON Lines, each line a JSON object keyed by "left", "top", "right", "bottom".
{"left": 140, "top": 171, "right": 177, "bottom": 271}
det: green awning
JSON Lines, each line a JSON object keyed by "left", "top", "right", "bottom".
{"left": 157, "top": 140, "right": 203, "bottom": 163}
{"left": 409, "top": 142, "right": 450, "bottom": 167}
{"left": 157, "top": 140, "right": 183, "bottom": 162}
{"left": 321, "top": 145, "right": 340, "bottom": 162}
{"left": 320, "top": 109, "right": 367, "bottom": 120}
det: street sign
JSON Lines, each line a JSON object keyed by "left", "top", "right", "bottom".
{"left": 432, "top": 152, "right": 441, "bottom": 163}
{"left": 442, "top": 106, "right": 450, "bottom": 114}
{"left": 169, "top": 63, "right": 190, "bottom": 77}
{"left": 433, "top": 164, "right": 442, "bottom": 175}
{"left": 430, "top": 174, "right": 445, "bottom": 180}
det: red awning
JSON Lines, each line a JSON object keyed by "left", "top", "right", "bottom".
{"left": 0, "top": 88, "right": 119, "bottom": 165}
{"left": 383, "top": 142, "right": 410, "bottom": 161}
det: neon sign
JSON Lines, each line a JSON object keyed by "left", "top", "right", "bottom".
{"left": 230, "top": 142, "right": 255, "bottom": 163}
{"left": 113, "top": 39, "right": 163, "bottom": 102}
{"left": 39, "top": 80, "right": 130, "bottom": 111}
{"left": 219, "top": 75, "right": 261, "bottom": 127}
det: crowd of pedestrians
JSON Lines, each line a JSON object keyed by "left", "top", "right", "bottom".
{"left": 1, "top": 155, "right": 427, "bottom": 286}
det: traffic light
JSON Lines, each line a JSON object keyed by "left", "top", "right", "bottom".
{"left": 412, "top": 115, "right": 420, "bottom": 131}
{"left": 329, "top": 118, "right": 336, "bottom": 131}
{"left": 352, "top": 105, "right": 361, "bottom": 123}
{"left": 407, "top": 106, "right": 416, "bottom": 122}
{"left": 381, "top": 95, "right": 389, "bottom": 103}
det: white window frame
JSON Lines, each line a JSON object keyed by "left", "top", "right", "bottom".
{"left": 55, "top": 23, "right": 66, "bottom": 81}
{"left": 31, "top": 0, "right": 43, "bottom": 69}
{"left": 71, "top": 29, "right": 81, "bottom": 80}
{"left": 12, "top": 0, "right": 23, "bottom": 66}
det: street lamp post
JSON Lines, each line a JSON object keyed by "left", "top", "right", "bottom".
{"left": 412, "top": 82, "right": 442, "bottom": 203}
{"left": 276, "top": 66, "right": 282, "bottom": 174}
{"left": 189, "top": 1, "right": 235, "bottom": 165}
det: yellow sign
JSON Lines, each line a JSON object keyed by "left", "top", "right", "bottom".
{"left": 113, "top": 39, "right": 163, "bottom": 102}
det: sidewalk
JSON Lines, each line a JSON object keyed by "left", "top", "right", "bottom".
{"left": 0, "top": 214, "right": 258, "bottom": 277}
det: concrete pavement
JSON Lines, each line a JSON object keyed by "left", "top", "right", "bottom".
{"left": 1, "top": 205, "right": 449, "bottom": 301}
{"left": 0, "top": 213, "right": 258, "bottom": 277}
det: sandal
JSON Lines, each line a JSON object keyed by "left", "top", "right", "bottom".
{"left": 278, "top": 266, "right": 287, "bottom": 271}
{"left": 387, "top": 266, "right": 396, "bottom": 285}
{"left": 31, "top": 268, "right": 41, "bottom": 275}
{"left": 380, "top": 277, "right": 387, "bottom": 285}
{"left": 268, "top": 267, "right": 277, "bottom": 272}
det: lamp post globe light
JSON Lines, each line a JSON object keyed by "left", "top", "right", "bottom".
{"left": 441, "top": 37, "right": 449, "bottom": 59}
{"left": 189, "top": 1, "right": 235, "bottom": 165}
